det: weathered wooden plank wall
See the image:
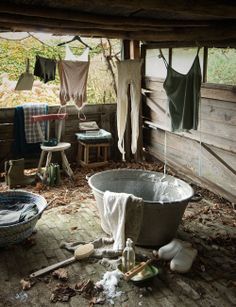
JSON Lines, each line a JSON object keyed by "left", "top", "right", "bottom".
{"left": 0, "top": 104, "right": 117, "bottom": 171}
{"left": 143, "top": 77, "right": 236, "bottom": 202}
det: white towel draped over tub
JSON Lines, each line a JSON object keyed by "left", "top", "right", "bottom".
{"left": 103, "top": 191, "right": 143, "bottom": 251}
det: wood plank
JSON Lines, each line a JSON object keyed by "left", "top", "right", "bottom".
{"left": 147, "top": 144, "right": 236, "bottom": 203}
{"left": 0, "top": 123, "right": 14, "bottom": 140}
{"left": 144, "top": 128, "right": 236, "bottom": 202}
{"left": 144, "top": 77, "right": 236, "bottom": 103}
{"left": 0, "top": 3, "right": 219, "bottom": 28}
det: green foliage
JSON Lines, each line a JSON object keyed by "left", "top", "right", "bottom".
{"left": 0, "top": 36, "right": 117, "bottom": 107}
{"left": 207, "top": 48, "right": 236, "bottom": 85}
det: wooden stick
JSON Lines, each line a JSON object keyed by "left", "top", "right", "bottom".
{"left": 124, "top": 259, "right": 153, "bottom": 281}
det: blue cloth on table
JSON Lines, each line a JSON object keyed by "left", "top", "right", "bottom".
{"left": 75, "top": 129, "right": 112, "bottom": 143}
{"left": 13, "top": 105, "right": 48, "bottom": 157}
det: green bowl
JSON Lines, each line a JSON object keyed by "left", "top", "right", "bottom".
{"left": 118, "top": 264, "right": 159, "bottom": 285}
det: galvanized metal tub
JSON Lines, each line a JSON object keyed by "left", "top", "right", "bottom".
{"left": 88, "top": 169, "right": 194, "bottom": 246}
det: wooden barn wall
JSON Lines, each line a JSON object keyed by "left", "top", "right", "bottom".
{"left": 0, "top": 104, "right": 117, "bottom": 171}
{"left": 143, "top": 77, "right": 236, "bottom": 202}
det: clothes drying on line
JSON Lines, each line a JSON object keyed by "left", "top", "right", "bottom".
{"left": 58, "top": 59, "right": 90, "bottom": 109}
{"left": 34, "top": 55, "right": 57, "bottom": 83}
{"left": 162, "top": 48, "right": 202, "bottom": 132}
{"left": 117, "top": 59, "right": 142, "bottom": 159}
{"left": 65, "top": 45, "right": 90, "bottom": 62}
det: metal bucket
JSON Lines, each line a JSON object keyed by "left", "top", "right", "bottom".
{"left": 88, "top": 169, "right": 195, "bottom": 246}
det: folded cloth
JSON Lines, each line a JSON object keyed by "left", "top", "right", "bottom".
{"left": 22, "top": 103, "right": 47, "bottom": 144}
{"left": 103, "top": 191, "right": 143, "bottom": 251}
{"left": 0, "top": 202, "right": 38, "bottom": 226}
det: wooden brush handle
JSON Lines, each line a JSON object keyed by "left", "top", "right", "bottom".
{"left": 30, "top": 256, "right": 75, "bottom": 278}
{"left": 124, "top": 259, "right": 153, "bottom": 281}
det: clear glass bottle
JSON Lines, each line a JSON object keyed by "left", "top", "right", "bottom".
{"left": 122, "top": 238, "right": 135, "bottom": 272}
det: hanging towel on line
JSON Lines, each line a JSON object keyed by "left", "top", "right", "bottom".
{"left": 22, "top": 103, "right": 48, "bottom": 144}
{"left": 117, "top": 59, "right": 142, "bottom": 159}
{"left": 34, "top": 55, "right": 56, "bottom": 83}
{"left": 65, "top": 45, "right": 90, "bottom": 62}
{"left": 162, "top": 48, "right": 202, "bottom": 131}
{"left": 58, "top": 60, "right": 90, "bottom": 109}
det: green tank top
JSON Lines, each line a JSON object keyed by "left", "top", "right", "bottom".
{"left": 162, "top": 49, "right": 202, "bottom": 131}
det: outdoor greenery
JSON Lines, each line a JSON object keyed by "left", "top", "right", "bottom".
{"left": 0, "top": 36, "right": 119, "bottom": 108}
{"left": 207, "top": 48, "right": 236, "bottom": 85}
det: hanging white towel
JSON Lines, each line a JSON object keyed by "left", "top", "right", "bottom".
{"left": 117, "top": 60, "right": 142, "bottom": 159}
{"left": 103, "top": 191, "right": 143, "bottom": 251}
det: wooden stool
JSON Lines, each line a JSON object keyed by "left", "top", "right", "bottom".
{"left": 77, "top": 140, "right": 110, "bottom": 168}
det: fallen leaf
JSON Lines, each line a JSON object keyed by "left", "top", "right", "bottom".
{"left": 20, "top": 278, "right": 35, "bottom": 290}
{"left": 52, "top": 268, "right": 68, "bottom": 281}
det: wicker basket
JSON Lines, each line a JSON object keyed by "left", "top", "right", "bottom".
{"left": 0, "top": 190, "right": 47, "bottom": 247}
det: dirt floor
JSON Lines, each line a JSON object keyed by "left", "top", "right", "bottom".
{"left": 0, "top": 161, "right": 235, "bottom": 307}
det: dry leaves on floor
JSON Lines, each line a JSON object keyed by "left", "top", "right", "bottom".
{"left": 52, "top": 268, "right": 68, "bottom": 281}
{"left": 20, "top": 278, "right": 36, "bottom": 290}
{"left": 50, "top": 283, "right": 76, "bottom": 303}
{"left": 75, "top": 279, "right": 106, "bottom": 305}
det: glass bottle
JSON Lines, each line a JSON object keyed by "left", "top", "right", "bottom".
{"left": 122, "top": 238, "right": 135, "bottom": 272}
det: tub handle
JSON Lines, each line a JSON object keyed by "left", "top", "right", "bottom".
{"left": 191, "top": 193, "right": 202, "bottom": 202}
{"left": 86, "top": 172, "right": 95, "bottom": 181}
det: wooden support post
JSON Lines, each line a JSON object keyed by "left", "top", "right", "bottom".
{"left": 203, "top": 47, "right": 208, "bottom": 83}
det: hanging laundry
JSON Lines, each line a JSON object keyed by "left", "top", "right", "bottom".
{"left": 58, "top": 60, "right": 90, "bottom": 109}
{"left": 117, "top": 59, "right": 142, "bottom": 159}
{"left": 162, "top": 49, "right": 202, "bottom": 131}
{"left": 34, "top": 55, "right": 56, "bottom": 83}
{"left": 65, "top": 45, "right": 90, "bottom": 62}
{"left": 22, "top": 103, "right": 48, "bottom": 144}
{"left": 15, "top": 58, "right": 34, "bottom": 91}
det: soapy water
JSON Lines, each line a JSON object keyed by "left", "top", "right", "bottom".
{"left": 139, "top": 173, "right": 188, "bottom": 203}
{"left": 89, "top": 169, "right": 193, "bottom": 204}
{"left": 96, "top": 269, "right": 123, "bottom": 304}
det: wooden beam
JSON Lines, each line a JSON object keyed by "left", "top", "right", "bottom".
{"left": 1, "top": 21, "right": 236, "bottom": 43}
{"left": 0, "top": 3, "right": 229, "bottom": 28}
{"left": 0, "top": 13, "right": 174, "bottom": 32}
{"left": 76, "top": 0, "right": 236, "bottom": 19}
{"left": 143, "top": 40, "right": 236, "bottom": 48}
{"left": 130, "top": 40, "right": 140, "bottom": 59}
{"left": 203, "top": 47, "right": 208, "bottom": 83}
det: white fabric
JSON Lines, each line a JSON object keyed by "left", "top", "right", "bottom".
{"left": 117, "top": 60, "right": 142, "bottom": 159}
{"left": 170, "top": 246, "right": 198, "bottom": 273}
{"left": 157, "top": 239, "right": 192, "bottom": 260}
{"left": 103, "top": 191, "right": 130, "bottom": 251}
{"left": 65, "top": 45, "right": 89, "bottom": 62}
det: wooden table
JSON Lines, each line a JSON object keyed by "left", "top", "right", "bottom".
{"left": 77, "top": 140, "right": 110, "bottom": 168}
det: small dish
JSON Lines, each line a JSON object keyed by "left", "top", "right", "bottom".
{"left": 118, "top": 264, "right": 159, "bottom": 286}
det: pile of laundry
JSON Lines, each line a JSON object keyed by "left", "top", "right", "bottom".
{"left": 0, "top": 201, "right": 38, "bottom": 226}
